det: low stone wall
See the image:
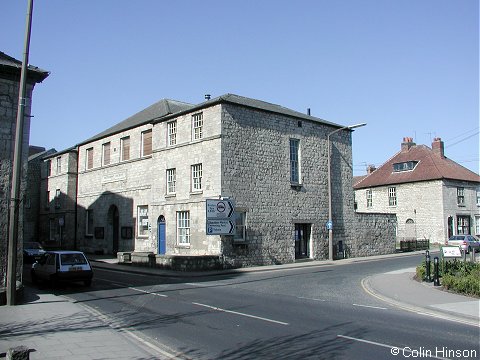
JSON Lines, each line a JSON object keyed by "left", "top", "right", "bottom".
{"left": 118, "top": 252, "right": 223, "bottom": 271}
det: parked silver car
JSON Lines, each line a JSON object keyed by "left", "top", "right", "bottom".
{"left": 31, "top": 251, "right": 93, "bottom": 287}
{"left": 446, "top": 235, "right": 480, "bottom": 253}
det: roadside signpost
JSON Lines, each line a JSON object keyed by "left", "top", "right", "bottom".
{"left": 206, "top": 199, "right": 235, "bottom": 235}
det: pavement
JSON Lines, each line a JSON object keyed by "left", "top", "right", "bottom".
{"left": 0, "top": 250, "right": 479, "bottom": 359}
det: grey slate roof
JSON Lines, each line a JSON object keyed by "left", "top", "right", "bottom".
{"left": 81, "top": 93, "right": 343, "bottom": 147}
{"left": 163, "top": 93, "right": 341, "bottom": 128}
{"left": 0, "top": 51, "right": 49, "bottom": 82}
{"left": 81, "top": 99, "right": 194, "bottom": 145}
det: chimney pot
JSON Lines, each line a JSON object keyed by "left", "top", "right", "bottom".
{"left": 432, "top": 137, "right": 445, "bottom": 158}
{"left": 401, "top": 137, "right": 416, "bottom": 152}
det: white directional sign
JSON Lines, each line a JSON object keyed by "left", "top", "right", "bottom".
{"left": 206, "top": 199, "right": 235, "bottom": 235}
{"left": 207, "top": 219, "right": 235, "bottom": 235}
{"left": 206, "top": 199, "right": 235, "bottom": 219}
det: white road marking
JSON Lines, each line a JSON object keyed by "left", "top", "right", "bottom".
{"left": 192, "top": 302, "right": 290, "bottom": 325}
{"left": 337, "top": 335, "right": 449, "bottom": 360}
{"left": 297, "top": 296, "right": 326, "bottom": 302}
{"left": 352, "top": 303, "right": 387, "bottom": 310}
{"left": 129, "top": 287, "right": 168, "bottom": 297}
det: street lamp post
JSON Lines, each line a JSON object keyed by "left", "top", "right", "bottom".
{"left": 327, "top": 122, "right": 366, "bottom": 261}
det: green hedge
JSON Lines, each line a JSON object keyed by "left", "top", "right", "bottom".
{"left": 416, "top": 258, "right": 480, "bottom": 297}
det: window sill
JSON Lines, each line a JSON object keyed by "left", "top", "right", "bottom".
{"left": 190, "top": 190, "right": 203, "bottom": 196}
{"left": 165, "top": 193, "right": 176, "bottom": 198}
{"left": 176, "top": 244, "right": 191, "bottom": 249}
{"left": 290, "top": 182, "right": 303, "bottom": 190}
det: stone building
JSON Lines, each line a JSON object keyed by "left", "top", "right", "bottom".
{"left": 38, "top": 147, "right": 78, "bottom": 249}
{"left": 42, "top": 94, "right": 396, "bottom": 267}
{"left": 354, "top": 137, "right": 480, "bottom": 244}
{"left": 24, "top": 146, "right": 57, "bottom": 243}
{"left": 0, "top": 51, "right": 48, "bottom": 290}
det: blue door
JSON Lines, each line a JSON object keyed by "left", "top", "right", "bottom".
{"left": 158, "top": 216, "right": 166, "bottom": 255}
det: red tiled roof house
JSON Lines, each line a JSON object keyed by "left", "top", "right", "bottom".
{"left": 354, "top": 137, "right": 480, "bottom": 244}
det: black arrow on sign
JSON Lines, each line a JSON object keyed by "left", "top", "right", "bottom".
{"left": 227, "top": 201, "right": 234, "bottom": 218}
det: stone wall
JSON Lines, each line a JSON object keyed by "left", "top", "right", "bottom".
{"left": 119, "top": 252, "right": 223, "bottom": 271}
{"left": 0, "top": 77, "right": 34, "bottom": 288}
{"left": 220, "top": 103, "right": 356, "bottom": 266}
{"left": 351, "top": 212, "right": 397, "bottom": 257}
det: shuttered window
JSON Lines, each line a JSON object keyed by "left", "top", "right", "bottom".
{"left": 86, "top": 148, "right": 94, "bottom": 170}
{"left": 142, "top": 130, "right": 152, "bottom": 156}
{"left": 121, "top": 136, "right": 130, "bottom": 161}
{"left": 102, "top": 142, "right": 111, "bottom": 166}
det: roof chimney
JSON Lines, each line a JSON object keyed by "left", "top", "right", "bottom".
{"left": 366, "top": 164, "right": 376, "bottom": 174}
{"left": 307, "top": 108, "right": 311, "bottom": 116}
{"left": 401, "top": 137, "right": 415, "bottom": 152}
{"left": 432, "top": 137, "right": 445, "bottom": 158}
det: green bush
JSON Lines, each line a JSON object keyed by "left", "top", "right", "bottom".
{"left": 418, "top": 258, "right": 480, "bottom": 297}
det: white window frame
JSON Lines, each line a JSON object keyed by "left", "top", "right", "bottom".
{"left": 55, "top": 189, "right": 61, "bottom": 209}
{"left": 192, "top": 113, "right": 203, "bottom": 140}
{"left": 177, "top": 211, "right": 190, "bottom": 245}
{"left": 234, "top": 211, "right": 247, "bottom": 242}
{"left": 388, "top": 187, "right": 397, "bottom": 206}
{"left": 166, "top": 168, "right": 176, "bottom": 194}
{"left": 191, "top": 163, "right": 202, "bottom": 191}
{"left": 56, "top": 156, "right": 62, "bottom": 174}
{"left": 290, "top": 138, "right": 300, "bottom": 184}
{"left": 476, "top": 188, "right": 480, "bottom": 206}
{"left": 457, "top": 187, "right": 465, "bottom": 205}
{"left": 137, "top": 205, "right": 149, "bottom": 237}
{"left": 86, "top": 209, "right": 94, "bottom": 236}
{"left": 167, "top": 121, "right": 177, "bottom": 146}
{"left": 366, "top": 189, "right": 372, "bottom": 207}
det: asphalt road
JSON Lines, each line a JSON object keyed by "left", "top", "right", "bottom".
{"left": 50, "top": 254, "right": 479, "bottom": 359}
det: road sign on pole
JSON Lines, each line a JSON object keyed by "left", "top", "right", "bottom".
{"left": 206, "top": 199, "right": 235, "bottom": 235}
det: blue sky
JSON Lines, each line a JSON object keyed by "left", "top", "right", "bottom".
{"left": 3, "top": 0, "right": 478, "bottom": 175}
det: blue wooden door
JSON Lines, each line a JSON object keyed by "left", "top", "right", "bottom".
{"left": 158, "top": 218, "right": 166, "bottom": 255}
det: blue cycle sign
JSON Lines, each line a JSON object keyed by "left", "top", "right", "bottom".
{"left": 206, "top": 199, "right": 235, "bottom": 235}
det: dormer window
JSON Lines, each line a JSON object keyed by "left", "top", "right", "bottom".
{"left": 393, "top": 161, "right": 418, "bottom": 172}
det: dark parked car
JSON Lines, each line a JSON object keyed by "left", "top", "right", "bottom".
{"left": 31, "top": 251, "right": 93, "bottom": 287}
{"left": 23, "top": 242, "right": 46, "bottom": 263}
{"left": 446, "top": 235, "right": 480, "bottom": 253}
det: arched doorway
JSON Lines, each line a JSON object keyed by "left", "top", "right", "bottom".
{"left": 108, "top": 205, "right": 119, "bottom": 254}
{"left": 158, "top": 215, "right": 166, "bottom": 255}
{"left": 405, "top": 218, "right": 416, "bottom": 239}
